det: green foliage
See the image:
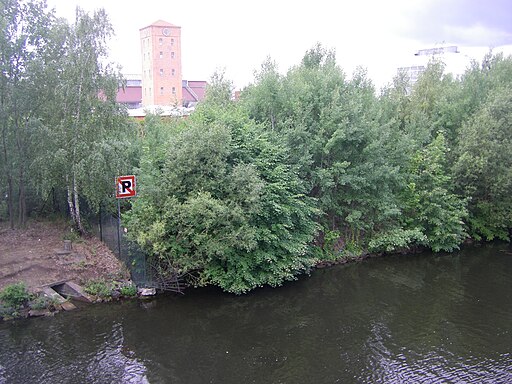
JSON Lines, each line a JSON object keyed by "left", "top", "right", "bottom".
{"left": 320, "top": 229, "right": 343, "bottom": 260}
{"left": 246, "top": 45, "right": 416, "bottom": 257}
{"left": 119, "top": 283, "right": 137, "bottom": 297}
{"left": 29, "top": 295, "right": 58, "bottom": 311}
{"left": 1, "top": 15, "right": 510, "bottom": 295}
{"left": 316, "top": 228, "right": 367, "bottom": 261}
{"left": 196, "top": 47, "right": 510, "bottom": 272}
{"left": 126, "top": 88, "right": 318, "bottom": 294}
{"left": 0, "top": 282, "right": 31, "bottom": 309}
{"left": 377, "top": 57, "right": 511, "bottom": 252}
{"left": 29, "top": 7, "right": 136, "bottom": 232}
{"left": 368, "top": 228, "right": 427, "bottom": 253}
{"left": 0, "top": 1, "right": 138, "bottom": 230}
{"left": 401, "top": 133, "right": 468, "bottom": 251}
{"left": 203, "top": 70, "right": 234, "bottom": 108}
{"left": 83, "top": 278, "right": 112, "bottom": 298}
{"left": 0, "top": 0, "right": 56, "bottom": 227}
{"left": 453, "top": 86, "right": 512, "bottom": 240}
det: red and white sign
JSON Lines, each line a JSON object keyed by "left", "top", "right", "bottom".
{"left": 116, "top": 175, "right": 136, "bottom": 198}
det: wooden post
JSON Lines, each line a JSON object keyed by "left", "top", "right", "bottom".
{"left": 63, "top": 240, "right": 72, "bottom": 252}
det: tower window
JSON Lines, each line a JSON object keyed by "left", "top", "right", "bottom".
{"left": 171, "top": 52, "right": 175, "bottom": 59}
{"left": 159, "top": 51, "right": 163, "bottom": 59}
{"left": 160, "top": 87, "right": 164, "bottom": 95}
{"left": 159, "top": 38, "right": 163, "bottom": 45}
{"left": 172, "top": 87, "right": 176, "bottom": 95}
{"left": 171, "top": 68, "right": 175, "bottom": 76}
{"left": 171, "top": 38, "right": 174, "bottom": 46}
{"left": 160, "top": 69, "right": 164, "bottom": 76}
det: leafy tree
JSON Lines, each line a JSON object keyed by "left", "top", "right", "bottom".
{"left": 123, "top": 44, "right": 512, "bottom": 294}
{"left": 31, "top": 7, "right": 135, "bottom": 232}
{"left": 453, "top": 87, "right": 512, "bottom": 240}
{"left": 203, "top": 69, "right": 233, "bottom": 108}
{"left": 401, "top": 133, "right": 467, "bottom": 251}
{"left": 126, "top": 80, "right": 318, "bottom": 294}
{"left": 404, "top": 59, "right": 465, "bottom": 150}
{"left": 243, "top": 57, "right": 283, "bottom": 131}
{"left": 245, "top": 45, "right": 407, "bottom": 257}
{"left": 459, "top": 52, "right": 512, "bottom": 119}
{"left": 0, "top": 0, "right": 55, "bottom": 227}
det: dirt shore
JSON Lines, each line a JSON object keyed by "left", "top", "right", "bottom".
{"left": 0, "top": 219, "right": 129, "bottom": 293}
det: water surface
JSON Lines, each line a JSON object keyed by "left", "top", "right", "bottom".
{"left": 1, "top": 243, "right": 511, "bottom": 383}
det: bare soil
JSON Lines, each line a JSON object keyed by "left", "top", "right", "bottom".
{"left": 0, "top": 219, "right": 129, "bottom": 293}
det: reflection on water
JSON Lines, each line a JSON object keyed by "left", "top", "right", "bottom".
{"left": 1, "top": 243, "right": 511, "bottom": 383}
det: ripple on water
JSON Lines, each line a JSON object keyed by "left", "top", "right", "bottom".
{"left": 0, "top": 245, "right": 511, "bottom": 383}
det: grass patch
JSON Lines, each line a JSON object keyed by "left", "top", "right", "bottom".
{"left": 83, "top": 278, "right": 112, "bottom": 299}
{"left": 119, "top": 283, "right": 137, "bottom": 297}
{"left": 0, "top": 282, "right": 31, "bottom": 309}
{"left": 29, "top": 295, "right": 58, "bottom": 311}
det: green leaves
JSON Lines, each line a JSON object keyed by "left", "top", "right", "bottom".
{"left": 126, "top": 97, "right": 318, "bottom": 294}
{"left": 32, "top": 7, "right": 134, "bottom": 227}
{"left": 127, "top": 46, "right": 512, "bottom": 295}
{"left": 4, "top": 14, "right": 511, "bottom": 294}
{"left": 454, "top": 87, "right": 512, "bottom": 240}
{"left": 401, "top": 133, "right": 468, "bottom": 252}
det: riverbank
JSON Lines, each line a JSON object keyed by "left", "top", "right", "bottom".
{"left": 0, "top": 219, "right": 129, "bottom": 293}
{"left": 0, "top": 219, "right": 152, "bottom": 320}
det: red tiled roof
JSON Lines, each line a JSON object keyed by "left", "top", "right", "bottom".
{"left": 116, "top": 86, "right": 142, "bottom": 103}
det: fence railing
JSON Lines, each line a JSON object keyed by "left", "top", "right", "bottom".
{"left": 88, "top": 209, "right": 148, "bottom": 286}
{"left": 87, "top": 207, "right": 185, "bottom": 293}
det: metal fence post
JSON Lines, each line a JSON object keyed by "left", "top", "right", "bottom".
{"left": 117, "top": 199, "right": 122, "bottom": 259}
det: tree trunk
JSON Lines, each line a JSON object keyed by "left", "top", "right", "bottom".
{"left": 7, "top": 175, "right": 14, "bottom": 230}
{"left": 16, "top": 120, "right": 27, "bottom": 228}
{"left": 18, "top": 168, "right": 26, "bottom": 227}
{"left": 67, "top": 177, "right": 76, "bottom": 224}
{"left": 2, "top": 106, "right": 14, "bottom": 229}
{"left": 73, "top": 175, "right": 84, "bottom": 234}
{"left": 270, "top": 111, "right": 276, "bottom": 131}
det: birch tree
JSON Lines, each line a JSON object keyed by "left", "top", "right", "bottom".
{"left": 33, "top": 7, "right": 134, "bottom": 233}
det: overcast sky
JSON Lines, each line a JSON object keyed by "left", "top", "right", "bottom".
{"left": 46, "top": 0, "right": 512, "bottom": 90}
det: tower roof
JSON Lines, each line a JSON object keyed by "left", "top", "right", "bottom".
{"left": 140, "top": 20, "right": 180, "bottom": 30}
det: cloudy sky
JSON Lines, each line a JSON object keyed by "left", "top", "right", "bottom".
{"left": 46, "top": 0, "right": 512, "bottom": 90}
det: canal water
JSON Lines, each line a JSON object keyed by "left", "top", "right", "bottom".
{"left": 1, "top": 243, "right": 511, "bottom": 383}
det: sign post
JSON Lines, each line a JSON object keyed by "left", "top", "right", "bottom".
{"left": 116, "top": 175, "right": 137, "bottom": 259}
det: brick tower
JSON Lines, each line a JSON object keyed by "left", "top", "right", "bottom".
{"left": 140, "top": 20, "right": 182, "bottom": 106}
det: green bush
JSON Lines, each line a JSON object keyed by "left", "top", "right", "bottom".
{"left": 83, "top": 279, "right": 112, "bottom": 298}
{"left": 29, "top": 295, "right": 58, "bottom": 311}
{"left": 0, "top": 282, "right": 31, "bottom": 309}
{"left": 119, "top": 283, "right": 137, "bottom": 297}
{"left": 368, "top": 228, "right": 427, "bottom": 253}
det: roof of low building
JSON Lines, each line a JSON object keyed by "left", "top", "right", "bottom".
{"left": 127, "top": 105, "right": 194, "bottom": 118}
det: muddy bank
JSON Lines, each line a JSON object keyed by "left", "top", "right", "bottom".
{"left": 0, "top": 220, "right": 128, "bottom": 292}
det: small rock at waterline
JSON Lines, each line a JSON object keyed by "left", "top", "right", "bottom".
{"left": 138, "top": 287, "right": 156, "bottom": 296}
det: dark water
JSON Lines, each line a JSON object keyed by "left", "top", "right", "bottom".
{"left": 1, "top": 244, "right": 511, "bottom": 384}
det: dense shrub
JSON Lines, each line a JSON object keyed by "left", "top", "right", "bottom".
{"left": 0, "top": 282, "right": 31, "bottom": 309}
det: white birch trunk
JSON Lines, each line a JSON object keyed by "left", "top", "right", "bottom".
{"left": 67, "top": 177, "right": 76, "bottom": 225}
{"left": 73, "top": 173, "right": 84, "bottom": 234}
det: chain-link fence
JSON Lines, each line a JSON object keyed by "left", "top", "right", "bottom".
{"left": 88, "top": 207, "right": 149, "bottom": 286}
{"left": 85, "top": 203, "right": 185, "bottom": 293}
